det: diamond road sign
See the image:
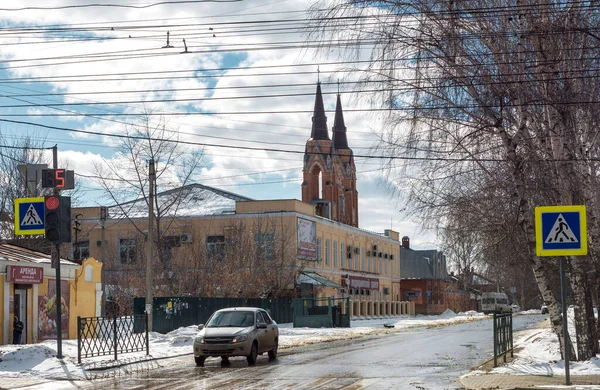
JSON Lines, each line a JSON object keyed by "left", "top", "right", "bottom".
{"left": 535, "top": 205, "right": 587, "bottom": 257}
{"left": 14, "top": 197, "right": 45, "bottom": 235}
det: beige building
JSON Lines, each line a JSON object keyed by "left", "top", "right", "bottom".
{"left": 74, "top": 193, "right": 413, "bottom": 317}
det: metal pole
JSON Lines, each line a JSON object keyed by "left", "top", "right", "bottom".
{"left": 145, "top": 313, "right": 149, "bottom": 356}
{"left": 510, "top": 314, "right": 514, "bottom": 358}
{"left": 55, "top": 242, "right": 63, "bottom": 359}
{"left": 100, "top": 207, "right": 106, "bottom": 317}
{"left": 560, "top": 257, "right": 571, "bottom": 385}
{"left": 113, "top": 317, "right": 118, "bottom": 361}
{"left": 493, "top": 313, "right": 498, "bottom": 367}
{"left": 145, "top": 159, "right": 155, "bottom": 332}
{"left": 77, "top": 316, "right": 81, "bottom": 364}
{"left": 52, "top": 146, "right": 64, "bottom": 359}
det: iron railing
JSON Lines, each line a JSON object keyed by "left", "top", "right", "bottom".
{"left": 77, "top": 314, "right": 149, "bottom": 364}
{"left": 493, "top": 312, "right": 514, "bottom": 367}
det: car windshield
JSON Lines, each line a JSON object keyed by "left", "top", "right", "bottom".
{"left": 206, "top": 311, "right": 254, "bottom": 327}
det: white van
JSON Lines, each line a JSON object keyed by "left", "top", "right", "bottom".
{"left": 481, "top": 292, "right": 511, "bottom": 314}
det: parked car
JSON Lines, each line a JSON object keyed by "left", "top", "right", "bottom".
{"left": 541, "top": 304, "right": 549, "bottom": 314}
{"left": 510, "top": 304, "right": 520, "bottom": 313}
{"left": 193, "top": 307, "right": 279, "bottom": 366}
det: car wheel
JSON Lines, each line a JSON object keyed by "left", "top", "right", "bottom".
{"left": 268, "top": 338, "right": 278, "bottom": 360}
{"left": 195, "top": 356, "right": 206, "bottom": 367}
{"left": 246, "top": 342, "right": 258, "bottom": 365}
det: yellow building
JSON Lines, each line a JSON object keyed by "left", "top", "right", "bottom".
{"left": 74, "top": 195, "right": 414, "bottom": 318}
{"left": 0, "top": 244, "right": 102, "bottom": 345}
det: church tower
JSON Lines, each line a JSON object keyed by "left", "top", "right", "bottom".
{"left": 301, "top": 83, "right": 358, "bottom": 227}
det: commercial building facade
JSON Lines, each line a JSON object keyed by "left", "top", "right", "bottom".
{"left": 75, "top": 197, "right": 414, "bottom": 318}
{"left": 0, "top": 244, "right": 102, "bottom": 345}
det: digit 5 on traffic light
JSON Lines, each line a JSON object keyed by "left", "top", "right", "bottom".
{"left": 44, "top": 196, "right": 72, "bottom": 244}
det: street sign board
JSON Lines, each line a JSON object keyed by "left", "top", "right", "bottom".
{"left": 14, "top": 197, "right": 45, "bottom": 235}
{"left": 535, "top": 205, "right": 587, "bottom": 256}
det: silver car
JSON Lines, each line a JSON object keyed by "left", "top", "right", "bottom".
{"left": 193, "top": 307, "right": 279, "bottom": 366}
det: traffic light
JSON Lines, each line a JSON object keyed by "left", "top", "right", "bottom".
{"left": 44, "top": 196, "right": 72, "bottom": 243}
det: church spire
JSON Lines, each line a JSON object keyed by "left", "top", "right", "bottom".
{"left": 332, "top": 93, "right": 349, "bottom": 149}
{"left": 310, "top": 82, "right": 330, "bottom": 140}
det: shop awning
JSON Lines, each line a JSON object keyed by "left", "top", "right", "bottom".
{"left": 297, "top": 271, "right": 344, "bottom": 290}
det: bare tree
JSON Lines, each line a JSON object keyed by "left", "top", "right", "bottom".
{"left": 93, "top": 113, "right": 203, "bottom": 273}
{"left": 0, "top": 134, "right": 48, "bottom": 241}
{"left": 311, "top": 0, "right": 600, "bottom": 359}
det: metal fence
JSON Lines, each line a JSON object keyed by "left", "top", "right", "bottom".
{"left": 77, "top": 314, "right": 149, "bottom": 364}
{"left": 493, "top": 313, "right": 514, "bottom": 367}
{"left": 134, "top": 297, "right": 294, "bottom": 334}
{"left": 293, "top": 297, "right": 351, "bottom": 328}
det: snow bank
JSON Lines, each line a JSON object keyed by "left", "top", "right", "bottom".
{"left": 491, "top": 327, "right": 600, "bottom": 376}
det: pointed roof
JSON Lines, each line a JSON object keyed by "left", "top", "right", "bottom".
{"left": 332, "top": 94, "right": 349, "bottom": 149}
{"left": 310, "top": 83, "right": 330, "bottom": 140}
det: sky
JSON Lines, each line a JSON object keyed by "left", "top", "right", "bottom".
{"left": 0, "top": 0, "right": 439, "bottom": 249}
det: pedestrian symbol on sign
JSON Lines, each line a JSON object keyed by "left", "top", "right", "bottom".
{"left": 22, "top": 204, "right": 43, "bottom": 226}
{"left": 545, "top": 214, "right": 578, "bottom": 243}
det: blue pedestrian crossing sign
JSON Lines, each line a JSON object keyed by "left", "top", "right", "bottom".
{"left": 14, "top": 197, "right": 45, "bottom": 235}
{"left": 535, "top": 205, "right": 587, "bottom": 257}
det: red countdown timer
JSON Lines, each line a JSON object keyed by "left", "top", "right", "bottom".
{"left": 41, "top": 169, "right": 75, "bottom": 189}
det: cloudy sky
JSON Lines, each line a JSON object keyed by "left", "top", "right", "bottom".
{"left": 0, "top": 0, "right": 438, "bottom": 248}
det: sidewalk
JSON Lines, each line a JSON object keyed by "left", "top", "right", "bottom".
{"left": 459, "top": 373, "right": 600, "bottom": 389}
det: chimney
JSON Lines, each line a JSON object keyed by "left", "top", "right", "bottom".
{"left": 402, "top": 236, "right": 410, "bottom": 249}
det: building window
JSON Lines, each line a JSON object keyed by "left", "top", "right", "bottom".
{"left": 325, "top": 239, "right": 330, "bottom": 266}
{"left": 75, "top": 240, "right": 90, "bottom": 261}
{"left": 207, "top": 235, "right": 225, "bottom": 260}
{"left": 340, "top": 242, "right": 345, "bottom": 268}
{"left": 361, "top": 248, "right": 365, "bottom": 271}
{"left": 333, "top": 241, "right": 338, "bottom": 268}
{"left": 385, "top": 258, "right": 388, "bottom": 274}
{"left": 380, "top": 258, "right": 383, "bottom": 274}
{"left": 368, "top": 257, "right": 371, "bottom": 272}
{"left": 161, "top": 235, "right": 181, "bottom": 265}
{"left": 374, "top": 254, "right": 377, "bottom": 273}
{"left": 317, "top": 238, "right": 322, "bottom": 264}
{"left": 119, "top": 238, "right": 137, "bottom": 264}
{"left": 255, "top": 233, "right": 275, "bottom": 261}
{"left": 355, "top": 247, "right": 359, "bottom": 270}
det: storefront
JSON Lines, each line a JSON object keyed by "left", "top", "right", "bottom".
{"left": 0, "top": 244, "right": 102, "bottom": 345}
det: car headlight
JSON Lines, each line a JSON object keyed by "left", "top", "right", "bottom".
{"left": 232, "top": 335, "right": 248, "bottom": 343}
{"left": 195, "top": 336, "right": 205, "bottom": 344}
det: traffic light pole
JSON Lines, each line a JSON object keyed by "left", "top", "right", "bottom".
{"left": 52, "top": 145, "right": 63, "bottom": 359}
{"left": 55, "top": 242, "right": 63, "bottom": 359}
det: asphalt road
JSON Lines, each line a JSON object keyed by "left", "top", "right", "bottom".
{"left": 82, "top": 314, "right": 545, "bottom": 390}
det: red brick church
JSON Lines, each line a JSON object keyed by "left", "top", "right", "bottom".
{"left": 301, "top": 83, "right": 359, "bottom": 227}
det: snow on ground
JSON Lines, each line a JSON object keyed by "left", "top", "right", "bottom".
{"left": 1, "top": 310, "right": 598, "bottom": 383}
{"left": 488, "top": 312, "right": 600, "bottom": 377}
{"left": 0, "top": 310, "right": 484, "bottom": 381}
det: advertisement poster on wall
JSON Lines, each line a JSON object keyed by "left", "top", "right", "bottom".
{"left": 297, "top": 218, "right": 317, "bottom": 260}
{"left": 38, "top": 280, "right": 69, "bottom": 340}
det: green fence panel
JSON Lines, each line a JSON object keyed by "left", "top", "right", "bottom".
{"left": 134, "top": 296, "right": 294, "bottom": 334}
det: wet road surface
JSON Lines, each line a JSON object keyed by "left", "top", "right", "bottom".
{"left": 82, "top": 315, "right": 544, "bottom": 390}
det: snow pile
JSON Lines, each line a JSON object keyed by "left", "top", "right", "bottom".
{"left": 492, "top": 327, "right": 600, "bottom": 376}
{"left": 439, "top": 309, "right": 457, "bottom": 317}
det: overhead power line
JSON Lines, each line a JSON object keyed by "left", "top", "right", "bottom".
{"left": 0, "top": 118, "right": 597, "bottom": 163}
{"left": 0, "top": 1, "right": 242, "bottom": 12}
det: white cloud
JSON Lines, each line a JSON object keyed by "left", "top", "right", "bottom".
{"left": 0, "top": 0, "right": 438, "bottom": 247}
